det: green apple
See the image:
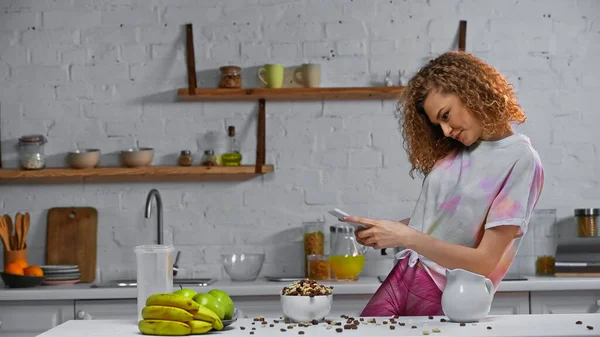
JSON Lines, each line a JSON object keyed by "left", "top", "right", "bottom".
{"left": 209, "top": 289, "right": 235, "bottom": 320}
{"left": 192, "top": 293, "right": 225, "bottom": 320}
{"left": 173, "top": 287, "right": 197, "bottom": 298}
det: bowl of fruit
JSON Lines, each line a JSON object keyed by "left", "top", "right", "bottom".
{"left": 1, "top": 258, "right": 44, "bottom": 288}
{"left": 280, "top": 279, "right": 333, "bottom": 323}
{"left": 138, "top": 287, "right": 238, "bottom": 335}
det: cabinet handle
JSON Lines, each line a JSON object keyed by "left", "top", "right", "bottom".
{"left": 596, "top": 300, "right": 600, "bottom": 313}
{"left": 76, "top": 310, "right": 92, "bottom": 320}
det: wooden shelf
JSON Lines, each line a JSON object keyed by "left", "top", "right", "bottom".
{"left": 177, "top": 86, "right": 404, "bottom": 102}
{"left": 0, "top": 165, "right": 274, "bottom": 184}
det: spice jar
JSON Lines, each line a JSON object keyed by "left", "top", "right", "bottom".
{"left": 201, "top": 150, "right": 217, "bottom": 166}
{"left": 575, "top": 208, "right": 599, "bottom": 237}
{"left": 178, "top": 150, "right": 193, "bottom": 166}
{"left": 303, "top": 221, "right": 325, "bottom": 278}
{"left": 18, "top": 134, "right": 47, "bottom": 170}
{"left": 219, "top": 66, "right": 242, "bottom": 88}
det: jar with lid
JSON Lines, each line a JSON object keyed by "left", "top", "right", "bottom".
{"left": 303, "top": 221, "right": 325, "bottom": 278}
{"left": 178, "top": 150, "right": 193, "bottom": 166}
{"left": 201, "top": 150, "right": 217, "bottom": 166}
{"left": 219, "top": 66, "right": 242, "bottom": 88}
{"left": 575, "top": 208, "right": 599, "bottom": 237}
{"left": 18, "top": 134, "right": 47, "bottom": 170}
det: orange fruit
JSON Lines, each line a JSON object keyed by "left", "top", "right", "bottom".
{"left": 11, "top": 258, "right": 28, "bottom": 269}
{"left": 4, "top": 263, "right": 24, "bottom": 276}
{"left": 24, "top": 265, "right": 44, "bottom": 277}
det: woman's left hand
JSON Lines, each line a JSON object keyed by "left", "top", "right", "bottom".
{"left": 343, "top": 216, "right": 414, "bottom": 249}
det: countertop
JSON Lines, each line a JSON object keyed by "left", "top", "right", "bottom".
{"left": 37, "top": 314, "right": 600, "bottom": 337}
{"left": 3, "top": 276, "right": 600, "bottom": 302}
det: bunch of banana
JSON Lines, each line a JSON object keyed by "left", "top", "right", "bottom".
{"left": 138, "top": 293, "right": 224, "bottom": 336}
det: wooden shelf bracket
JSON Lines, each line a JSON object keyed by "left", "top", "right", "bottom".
{"left": 458, "top": 20, "right": 467, "bottom": 51}
{"left": 185, "top": 23, "right": 268, "bottom": 174}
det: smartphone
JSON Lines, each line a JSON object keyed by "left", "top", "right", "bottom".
{"left": 328, "top": 208, "right": 367, "bottom": 229}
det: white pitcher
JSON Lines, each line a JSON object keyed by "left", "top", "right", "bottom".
{"left": 441, "top": 268, "right": 494, "bottom": 323}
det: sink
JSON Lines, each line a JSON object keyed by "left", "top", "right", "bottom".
{"left": 92, "top": 278, "right": 217, "bottom": 288}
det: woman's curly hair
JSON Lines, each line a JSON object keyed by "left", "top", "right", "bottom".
{"left": 396, "top": 51, "right": 526, "bottom": 178}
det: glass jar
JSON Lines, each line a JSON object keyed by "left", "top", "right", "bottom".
{"left": 201, "top": 150, "right": 217, "bottom": 166}
{"left": 307, "top": 254, "right": 330, "bottom": 281}
{"left": 219, "top": 66, "right": 242, "bottom": 88}
{"left": 536, "top": 255, "right": 555, "bottom": 275}
{"left": 303, "top": 221, "right": 325, "bottom": 277}
{"left": 178, "top": 150, "right": 193, "bottom": 166}
{"left": 575, "top": 208, "right": 599, "bottom": 237}
{"left": 18, "top": 134, "right": 47, "bottom": 170}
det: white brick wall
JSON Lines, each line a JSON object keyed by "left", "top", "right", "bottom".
{"left": 0, "top": 0, "right": 597, "bottom": 281}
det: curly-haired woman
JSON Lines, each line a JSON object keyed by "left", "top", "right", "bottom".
{"left": 342, "top": 51, "right": 545, "bottom": 317}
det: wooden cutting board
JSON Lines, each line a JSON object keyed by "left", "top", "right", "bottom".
{"left": 46, "top": 207, "right": 98, "bottom": 283}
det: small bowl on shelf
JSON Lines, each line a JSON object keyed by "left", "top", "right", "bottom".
{"left": 221, "top": 253, "right": 265, "bottom": 281}
{"left": 67, "top": 149, "right": 101, "bottom": 169}
{"left": 121, "top": 148, "right": 154, "bottom": 167}
{"left": 0, "top": 272, "right": 44, "bottom": 288}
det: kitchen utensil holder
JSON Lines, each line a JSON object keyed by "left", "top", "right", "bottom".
{"left": 4, "top": 246, "right": 27, "bottom": 266}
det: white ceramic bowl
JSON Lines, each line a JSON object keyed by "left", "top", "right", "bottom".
{"left": 280, "top": 294, "right": 333, "bottom": 323}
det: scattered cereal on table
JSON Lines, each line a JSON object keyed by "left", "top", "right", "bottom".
{"left": 389, "top": 326, "right": 396, "bottom": 330}
{"left": 576, "top": 321, "right": 582, "bottom": 325}
{"left": 432, "top": 328, "right": 441, "bottom": 333}
{"left": 587, "top": 326, "right": 594, "bottom": 330}
{"left": 487, "top": 326, "right": 492, "bottom": 330}
{"left": 336, "top": 328, "right": 343, "bottom": 333}
{"left": 459, "top": 323, "right": 466, "bottom": 326}
{"left": 423, "top": 330, "right": 430, "bottom": 335}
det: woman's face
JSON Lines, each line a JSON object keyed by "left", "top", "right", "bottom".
{"left": 422, "top": 89, "right": 484, "bottom": 146}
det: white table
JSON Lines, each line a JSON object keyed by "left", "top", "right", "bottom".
{"left": 37, "top": 314, "right": 600, "bottom": 337}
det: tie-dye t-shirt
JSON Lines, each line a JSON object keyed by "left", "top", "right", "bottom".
{"left": 396, "top": 133, "right": 544, "bottom": 292}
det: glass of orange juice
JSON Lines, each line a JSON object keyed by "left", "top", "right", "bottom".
{"left": 329, "top": 225, "right": 367, "bottom": 281}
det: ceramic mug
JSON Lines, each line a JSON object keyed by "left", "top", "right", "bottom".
{"left": 294, "top": 63, "right": 321, "bottom": 88}
{"left": 258, "top": 64, "right": 284, "bottom": 88}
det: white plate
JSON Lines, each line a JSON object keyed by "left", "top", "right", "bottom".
{"left": 43, "top": 269, "right": 80, "bottom": 274}
{"left": 45, "top": 274, "right": 81, "bottom": 281}
{"left": 40, "top": 265, "right": 79, "bottom": 270}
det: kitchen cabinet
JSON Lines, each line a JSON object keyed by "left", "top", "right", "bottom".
{"left": 74, "top": 299, "right": 137, "bottom": 320}
{"left": 530, "top": 290, "right": 600, "bottom": 314}
{"left": 0, "top": 300, "right": 74, "bottom": 337}
{"left": 489, "top": 292, "right": 530, "bottom": 315}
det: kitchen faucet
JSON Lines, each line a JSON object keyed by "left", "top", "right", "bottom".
{"left": 144, "top": 189, "right": 163, "bottom": 245}
{"left": 144, "top": 188, "right": 180, "bottom": 276}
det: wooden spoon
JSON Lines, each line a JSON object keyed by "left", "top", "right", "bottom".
{"left": 0, "top": 217, "right": 11, "bottom": 251}
{"left": 2, "top": 215, "right": 14, "bottom": 250}
{"left": 22, "top": 213, "right": 30, "bottom": 250}
{"left": 15, "top": 213, "right": 23, "bottom": 251}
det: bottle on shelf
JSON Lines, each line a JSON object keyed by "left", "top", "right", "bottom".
{"left": 221, "top": 126, "right": 242, "bottom": 166}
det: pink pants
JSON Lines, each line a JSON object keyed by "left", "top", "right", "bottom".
{"left": 360, "top": 258, "right": 443, "bottom": 317}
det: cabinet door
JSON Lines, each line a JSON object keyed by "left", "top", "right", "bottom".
{"left": 489, "top": 292, "right": 530, "bottom": 315}
{"left": 0, "top": 300, "right": 74, "bottom": 337}
{"left": 74, "top": 299, "right": 137, "bottom": 320}
{"left": 530, "top": 291, "right": 600, "bottom": 314}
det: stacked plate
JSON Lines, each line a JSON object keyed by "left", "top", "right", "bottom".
{"left": 40, "top": 265, "right": 81, "bottom": 285}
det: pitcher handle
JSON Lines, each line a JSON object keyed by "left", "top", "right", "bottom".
{"left": 484, "top": 278, "right": 493, "bottom": 294}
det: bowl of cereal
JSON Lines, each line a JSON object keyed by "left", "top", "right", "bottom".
{"left": 280, "top": 280, "right": 333, "bottom": 322}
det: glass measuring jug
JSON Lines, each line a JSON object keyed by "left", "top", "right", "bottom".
{"left": 135, "top": 245, "right": 174, "bottom": 321}
{"left": 329, "top": 225, "right": 367, "bottom": 281}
